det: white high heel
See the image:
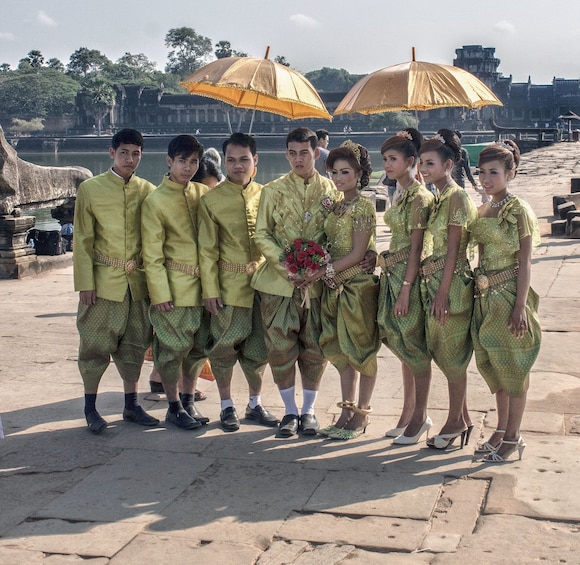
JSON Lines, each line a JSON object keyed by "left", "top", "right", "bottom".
{"left": 484, "top": 437, "right": 526, "bottom": 462}
{"left": 385, "top": 423, "right": 408, "bottom": 438}
{"left": 475, "top": 429, "right": 505, "bottom": 453}
{"left": 393, "top": 417, "right": 433, "bottom": 445}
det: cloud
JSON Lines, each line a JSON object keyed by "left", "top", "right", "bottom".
{"left": 289, "top": 14, "right": 319, "bottom": 29}
{"left": 494, "top": 20, "right": 515, "bottom": 34}
{"left": 36, "top": 10, "right": 57, "bottom": 27}
{"left": 0, "top": 32, "right": 15, "bottom": 41}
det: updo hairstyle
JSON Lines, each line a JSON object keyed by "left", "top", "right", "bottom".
{"left": 327, "top": 142, "right": 373, "bottom": 188}
{"left": 380, "top": 127, "right": 424, "bottom": 163}
{"left": 419, "top": 128, "right": 462, "bottom": 164}
{"left": 478, "top": 139, "right": 521, "bottom": 177}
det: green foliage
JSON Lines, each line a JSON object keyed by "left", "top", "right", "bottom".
{"left": 215, "top": 41, "right": 247, "bottom": 59}
{"left": 305, "top": 68, "right": 362, "bottom": 92}
{"left": 47, "top": 58, "right": 65, "bottom": 72}
{"left": 78, "top": 78, "right": 116, "bottom": 135}
{"left": 67, "top": 47, "right": 112, "bottom": 78}
{"left": 19, "top": 50, "right": 45, "bottom": 69}
{"left": 165, "top": 27, "right": 213, "bottom": 76}
{"left": 0, "top": 68, "right": 80, "bottom": 118}
{"left": 274, "top": 55, "right": 290, "bottom": 67}
{"left": 369, "top": 111, "right": 419, "bottom": 130}
{"left": 10, "top": 117, "right": 44, "bottom": 132}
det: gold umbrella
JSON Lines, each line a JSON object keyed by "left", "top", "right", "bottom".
{"left": 180, "top": 47, "right": 331, "bottom": 132}
{"left": 334, "top": 48, "right": 502, "bottom": 115}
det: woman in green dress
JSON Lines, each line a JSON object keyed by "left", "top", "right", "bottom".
{"left": 377, "top": 130, "right": 435, "bottom": 445}
{"left": 472, "top": 140, "right": 541, "bottom": 462}
{"left": 418, "top": 129, "right": 477, "bottom": 449}
{"left": 298, "top": 142, "right": 379, "bottom": 439}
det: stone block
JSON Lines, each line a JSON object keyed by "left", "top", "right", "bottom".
{"left": 557, "top": 201, "right": 576, "bottom": 219}
{"left": 552, "top": 195, "right": 568, "bottom": 215}
{"left": 570, "top": 217, "right": 580, "bottom": 238}
{"left": 566, "top": 210, "right": 580, "bottom": 227}
{"left": 376, "top": 196, "right": 387, "bottom": 212}
{"left": 571, "top": 177, "right": 580, "bottom": 193}
{"left": 550, "top": 219, "right": 567, "bottom": 236}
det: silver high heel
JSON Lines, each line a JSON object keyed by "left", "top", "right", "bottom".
{"left": 426, "top": 427, "right": 468, "bottom": 450}
{"left": 483, "top": 437, "right": 526, "bottom": 462}
{"left": 393, "top": 417, "right": 433, "bottom": 445}
{"left": 475, "top": 429, "right": 505, "bottom": 453}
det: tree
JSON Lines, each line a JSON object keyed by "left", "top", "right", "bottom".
{"left": 78, "top": 78, "right": 116, "bottom": 136}
{"left": 47, "top": 58, "right": 65, "bottom": 72}
{"left": 116, "top": 52, "right": 157, "bottom": 73}
{"left": 19, "top": 50, "right": 45, "bottom": 69}
{"left": 305, "top": 68, "right": 361, "bottom": 92}
{"left": 10, "top": 117, "right": 44, "bottom": 133}
{"left": 0, "top": 63, "right": 11, "bottom": 73}
{"left": 215, "top": 40, "right": 247, "bottom": 59}
{"left": 274, "top": 55, "right": 290, "bottom": 67}
{"left": 165, "top": 27, "right": 212, "bottom": 76}
{"left": 369, "top": 111, "right": 418, "bottom": 131}
{"left": 0, "top": 68, "right": 79, "bottom": 118}
{"left": 68, "top": 47, "right": 111, "bottom": 78}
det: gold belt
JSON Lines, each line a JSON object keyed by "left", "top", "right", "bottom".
{"left": 333, "top": 265, "right": 364, "bottom": 286}
{"left": 420, "top": 252, "right": 467, "bottom": 278}
{"left": 165, "top": 259, "right": 200, "bottom": 277}
{"left": 377, "top": 249, "right": 410, "bottom": 271}
{"left": 93, "top": 252, "right": 142, "bottom": 274}
{"left": 475, "top": 267, "right": 519, "bottom": 294}
{"left": 218, "top": 260, "right": 259, "bottom": 275}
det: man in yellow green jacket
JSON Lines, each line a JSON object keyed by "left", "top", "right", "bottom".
{"left": 198, "top": 133, "right": 279, "bottom": 432}
{"left": 74, "top": 128, "right": 158, "bottom": 434}
{"left": 141, "top": 135, "right": 209, "bottom": 430}
{"left": 252, "top": 127, "right": 340, "bottom": 438}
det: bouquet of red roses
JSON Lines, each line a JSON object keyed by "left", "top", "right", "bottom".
{"left": 280, "top": 238, "right": 329, "bottom": 281}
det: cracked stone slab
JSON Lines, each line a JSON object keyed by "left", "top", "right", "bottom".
{"left": 431, "top": 514, "right": 580, "bottom": 563}
{"left": 304, "top": 469, "right": 440, "bottom": 520}
{"left": 471, "top": 436, "right": 580, "bottom": 521}
{"left": 0, "top": 547, "right": 109, "bottom": 565}
{"left": 145, "top": 459, "right": 324, "bottom": 545}
{"left": 278, "top": 511, "right": 427, "bottom": 552}
{"left": 110, "top": 534, "right": 260, "bottom": 564}
{"left": 340, "top": 548, "right": 432, "bottom": 564}
{"left": 34, "top": 449, "right": 213, "bottom": 523}
{"left": 0, "top": 518, "right": 143, "bottom": 558}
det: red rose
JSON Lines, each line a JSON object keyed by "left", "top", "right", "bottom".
{"left": 296, "top": 250, "right": 308, "bottom": 264}
{"left": 288, "top": 264, "right": 299, "bottom": 275}
{"left": 293, "top": 238, "right": 303, "bottom": 250}
{"left": 285, "top": 254, "right": 295, "bottom": 264}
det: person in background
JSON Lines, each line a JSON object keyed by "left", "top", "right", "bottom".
{"left": 377, "top": 129, "right": 435, "bottom": 445}
{"left": 472, "top": 140, "right": 541, "bottom": 462}
{"left": 192, "top": 149, "right": 225, "bottom": 188}
{"left": 451, "top": 130, "right": 489, "bottom": 203}
{"left": 198, "top": 132, "right": 279, "bottom": 432}
{"left": 141, "top": 134, "right": 209, "bottom": 430}
{"left": 315, "top": 129, "right": 330, "bottom": 176}
{"left": 74, "top": 128, "right": 158, "bottom": 434}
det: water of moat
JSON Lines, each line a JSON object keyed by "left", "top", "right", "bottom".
{"left": 22, "top": 144, "right": 487, "bottom": 229}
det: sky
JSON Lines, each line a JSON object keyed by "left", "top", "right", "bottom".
{"left": 1, "top": 0, "right": 578, "bottom": 84}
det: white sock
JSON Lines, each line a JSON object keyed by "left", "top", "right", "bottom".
{"left": 220, "top": 398, "right": 234, "bottom": 410}
{"left": 302, "top": 389, "right": 318, "bottom": 415}
{"left": 248, "top": 394, "right": 261, "bottom": 409}
{"left": 279, "top": 386, "right": 298, "bottom": 415}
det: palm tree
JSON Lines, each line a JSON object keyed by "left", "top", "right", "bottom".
{"left": 79, "top": 79, "right": 116, "bottom": 136}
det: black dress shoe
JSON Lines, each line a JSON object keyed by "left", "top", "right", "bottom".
{"left": 277, "top": 414, "right": 299, "bottom": 438}
{"left": 123, "top": 406, "right": 159, "bottom": 426}
{"left": 300, "top": 413, "right": 320, "bottom": 435}
{"left": 85, "top": 410, "right": 107, "bottom": 434}
{"left": 194, "top": 389, "right": 207, "bottom": 402}
{"left": 166, "top": 409, "right": 202, "bottom": 430}
{"left": 184, "top": 403, "right": 210, "bottom": 425}
{"left": 245, "top": 404, "right": 280, "bottom": 427}
{"left": 220, "top": 406, "right": 240, "bottom": 432}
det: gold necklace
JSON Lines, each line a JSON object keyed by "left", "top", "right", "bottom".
{"left": 334, "top": 194, "right": 360, "bottom": 217}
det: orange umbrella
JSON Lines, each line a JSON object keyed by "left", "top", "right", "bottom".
{"left": 180, "top": 47, "right": 331, "bottom": 131}
{"left": 335, "top": 48, "right": 502, "bottom": 115}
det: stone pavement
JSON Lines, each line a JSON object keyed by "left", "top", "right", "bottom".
{"left": 1, "top": 143, "right": 580, "bottom": 564}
